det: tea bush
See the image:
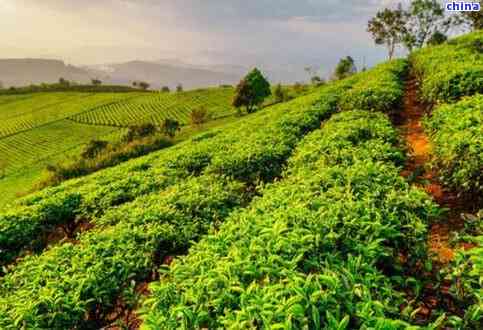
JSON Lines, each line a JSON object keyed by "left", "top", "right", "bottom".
{"left": 339, "top": 59, "right": 408, "bottom": 113}
{"left": 424, "top": 94, "right": 483, "bottom": 195}
{"left": 140, "top": 111, "right": 438, "bottom": 329}
{"left": 411, "top": 31, "right": 483, "bottom": 104}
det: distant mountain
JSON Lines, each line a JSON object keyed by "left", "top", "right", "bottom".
{"left": 0, "top": 59, "right": 92, "bottom": 87}
{"left": 86, "top": 61, "right": 241, "bottom": 89}
{"left": 0, "top": 58, "right": 297, "bottom": 90}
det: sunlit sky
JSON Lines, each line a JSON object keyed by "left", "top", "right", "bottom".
{"left": 1, "top": 0, "right": 418, "bottom": 73}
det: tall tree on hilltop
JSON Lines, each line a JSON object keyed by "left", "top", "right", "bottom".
{"left": 233, "top": 68, "right": 271, "bottom": 114}
{"left": 367, "top": 4, "right": 407, "bottom": 59}
{"left": 403, "top": 0, "right": 454, "bottom": 51}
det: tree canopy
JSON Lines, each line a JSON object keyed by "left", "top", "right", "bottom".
{"left": 367, "top": 4, "right": 407, "bottom": 59}
{"left": 233, "top": 68, "right": 271, "bottom": 114}
{"left": 334, "top": 56, "right": 357, "bottom": 80}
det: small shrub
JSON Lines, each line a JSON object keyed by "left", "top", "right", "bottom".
{"left": 161, "top": 119, "right": 181, "bottom": 138}
{"left": 190, "top": 107, "right": 210, "bottom": 127}
{"left": 81, "top": 140, "right": 109, "bottom": 159}
{"left": 123, "top": 124, "right": 158, "bottom": 143}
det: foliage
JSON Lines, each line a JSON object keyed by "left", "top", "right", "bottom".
{"left": 233, "top": 68, "right": 271, "bottom": 114}
{"left": 311, "top": 75, "right": 325, "bottom": 86}
{"left": 427, "top": 31, "right": 448, "bottom": 46}
{"left": 161, "top": 118, "right": 181, "bottom": 138}
{"left": 91, "top": 79, "right": 102, "bottom": 86}
{"left": 411, "top": 30, "right": 483, "bottom": 104}
{"left": 189, "top": 107, "right": 209, "bottom": 127}
{"left": 0, "top": 69, "right": 361, "bottom": 327}
{"left": 140, "top": 110, "right": 437, "bottom": 329}
{"left": 293, "top": 82, "right": 309, "bottom": 95}
{"left": 70, "top": 87, "right": 238, "bottom": 128}
{"left": 40, "top": 135, "right": 172, "bottom": 189}
{"left": 367, "top": 4, "right": 408, "bottom": 59}
{"left": 333, "top": 56, "right": 357, "bottom": 80}
{"left": 403, "top": 0, "right": 454, "bottom": 50}
{"left": 161, "top": 86, "right": 170, "bottom": 93}
{"left": 339, "top": 59, "right": 408, "bottom": 113}
{"left": 81, "top": 140, "right": 109, "bottom": 159}
{"left": 123, "top": 123, "right": 158, "bottom": 143}
{"left": 138, "top": 81, "right": 150, "bottom": 91}
{"left": 273, "top": 83, "right": 286, "bottom": 103}
{"left": 176, "top": 84, "right": 183, "bottom": 92}
{"left": 424, "top": 94, "right": 483, "bottom": 196}
{"left": 442, "top": 211, "right": 482, "bottom": 329}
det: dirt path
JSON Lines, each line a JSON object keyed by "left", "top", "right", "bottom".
{"left": 398, "top": 77, "right": 468, "bottom": 264}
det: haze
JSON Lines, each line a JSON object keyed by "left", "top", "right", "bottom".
{"left": 1, "top": 0, "right": 408, "bottom": 80}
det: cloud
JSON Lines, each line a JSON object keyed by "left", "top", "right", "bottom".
{"left": 3, "top": 0, "right": 403, "bottom": 72}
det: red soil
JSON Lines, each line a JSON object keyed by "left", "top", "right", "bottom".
{"left": 399, "top": 78, "right": 467, "bottom": 264}
{"left": 397, "top": 76, "right": 479, "bottom": 323}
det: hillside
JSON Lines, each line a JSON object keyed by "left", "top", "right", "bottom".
{"left": 0, "top": 31, "right": 481, "bottom": 329}
{"left": 0, "top": 87, "right": 251, "bottom": 206}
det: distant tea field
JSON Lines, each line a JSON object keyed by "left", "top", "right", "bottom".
{"left": 0, "top": 87, "right": 240, "bottom": 205}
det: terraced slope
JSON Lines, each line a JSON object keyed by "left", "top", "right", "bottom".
{"left": 0, "top": 93, "right": 135, "bottom": 138}
{"left": 0, "top": 87, "right": 243, "bottom": 206}
{"left": 0, "top": 60, "right": 409, "bottom": 328}
{"left": 70, "top": 87, "right": 236, "bottom": 127}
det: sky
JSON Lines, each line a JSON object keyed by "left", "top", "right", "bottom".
{"left": 0, "top": 0, "right": 413, "bottom": 78}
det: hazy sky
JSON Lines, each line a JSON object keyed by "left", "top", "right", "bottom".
{"left": 1, "top": 0, "right": 411, "bottom": 76}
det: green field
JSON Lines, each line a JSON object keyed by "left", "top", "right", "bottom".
{"left": 0, "top": 31, "right": 481, "bottom": 329}
{"left": 70, "top": 87, "right": 236, "bottom": 127}
{"left": 0, "top": 87, "right": 246, "bottom": 205}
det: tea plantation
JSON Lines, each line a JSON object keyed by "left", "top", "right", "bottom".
{"left": 0, "top": 87, "right": 244, "bottom": 206}
{"left": 0, "top": 31, "right": 481, "bottom": 329}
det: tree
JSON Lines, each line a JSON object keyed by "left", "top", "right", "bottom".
{"left": 427, "top": 31, "right": 448, "bottom": 46}
{"left": 161, "top": 118, "right": 180, "bottom": 138}
{"left": 403, "top": 0, "right": 454, "bottom": 50}
{"left": 333, "top": 56, "right": 357, "bottom": 80}
{"left": 138, "top": 81, "right": 150, "bottom": 90}
{"left": 91, "top": 78, "right": 102, "bottom": 86}
{"left": 176, "top": 84, "right": 183, "bottom": 92}
{"left": 161, "top": 86, "right": 170, "bottom": 93}
{"left": 132, "top": 81, "right": 138, "bottom": 88}
{"left": 233, "top": 68, "right": 271, "bottom": 114}
{"left": 59, "top": 77, "right": 70, "bottom": 86}
{"left": 190, "top": 107, "right": 209, "bottom": 127}
{"left": 367, "top": 4, "right": 407, "bottom": 59}
{"left": 458, "top": 0, "right": 483, "bottom": 30}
